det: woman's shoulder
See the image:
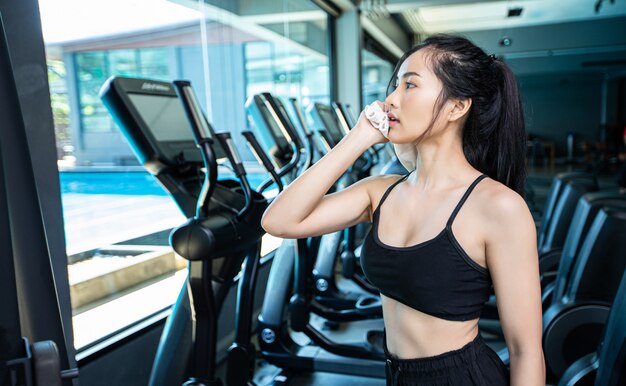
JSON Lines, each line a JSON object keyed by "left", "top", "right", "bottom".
{"left": 356, "top": 173, "right": 407, "bottom": 187}
{"left": 360, "top": 173, "right": 407, "bottom": 196}
{"left": 355, "top": 173, "right": 407, "bottom": 213}
{"left": 473, "top": 176, "right": 534, "bottom": 229}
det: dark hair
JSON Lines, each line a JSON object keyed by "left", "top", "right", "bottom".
{"left": 387, "top": 34, "right": 527, "bottom": 196}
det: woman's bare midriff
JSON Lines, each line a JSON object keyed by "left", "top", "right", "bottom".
{"left": 369, "top": 173, "right": 488, "bottom": 359}
{"left": 382, "top": 294, "right": 480, "bottom": 359}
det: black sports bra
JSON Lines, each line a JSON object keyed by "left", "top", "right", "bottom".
{"left": 360, "top": 172, "right": 492, "bottom": 321}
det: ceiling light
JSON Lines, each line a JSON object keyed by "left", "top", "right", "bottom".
{"left": 499, "top": 36, "right": 513, "bottom": 47}
{"left": 507, "top": 7, "right": 523, "bottom": 17}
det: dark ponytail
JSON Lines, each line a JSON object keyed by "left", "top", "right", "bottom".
{"left": 491, "top": 61, "right": 527, "bottom": 196}
{"left": 387, "top": 34, "right": 527, "bottom": 196}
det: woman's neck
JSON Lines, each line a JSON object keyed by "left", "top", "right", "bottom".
{"left": 408, "top": 131, "right": 475, "bottom": 191}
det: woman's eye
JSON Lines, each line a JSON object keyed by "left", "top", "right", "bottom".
{"left": 405, "top": 82, "right": 415, "bottom": 89}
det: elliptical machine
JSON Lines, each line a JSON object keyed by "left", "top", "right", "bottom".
{"left": 100, "top": 77, "right": 279, "bottom": 386}
{"left": 169, "top": 80, "right": 268, "bottom": 386}
{"left": 248, "top": 94, "right": 387, "bottom": 381}
{"left": 249, "top": 94, "right": 383, "bottom": 322}
{"left": 309, "top": 102, "right": 383, "bottom": 301}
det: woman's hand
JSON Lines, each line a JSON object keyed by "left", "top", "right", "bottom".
{"left": 351, "top": 100, "right": 389, "bottom": 146}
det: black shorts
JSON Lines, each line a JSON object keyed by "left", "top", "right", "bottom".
{"left": 384, "top": 333, "right": 509, "bottom": 386}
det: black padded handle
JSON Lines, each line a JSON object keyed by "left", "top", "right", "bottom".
{"left": 215, "top": 132, "right": 253, "bottom": 221}
{"left": 242, "top": 130, "right": 283, "bottom": 191}
{"left": 317, "top": 129, "right": 334, "bottom": 152}
{"left": 215, "top": 132, "right": 246, "bottom": 177}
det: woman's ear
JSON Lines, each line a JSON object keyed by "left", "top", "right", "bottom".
{"left": 448, "top": 98, "right": 472, "bottom": 122}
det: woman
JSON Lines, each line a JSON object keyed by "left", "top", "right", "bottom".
{"left": 262, "top": 34, "right": 544, "bottom": 385}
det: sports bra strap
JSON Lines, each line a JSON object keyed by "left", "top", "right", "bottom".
{"left": 374, "top": 171, "right": 413, "bottom": 215}
{"left": 446, "top": 174, "right": 488, "bottom": 227}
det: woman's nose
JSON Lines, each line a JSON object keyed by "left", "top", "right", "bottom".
{"left": 384, "top": 94, "right": 396, "bottom": 112}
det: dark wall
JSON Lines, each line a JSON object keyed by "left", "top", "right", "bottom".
{"left": 0, "top": 0, "right": 75, "bottom": 372}
{"left": 619, "top": 77, "right": 626, "bottom": 126}
{"left": 78, "top": 324, "right": 164, "bottom": 386}
{"left": 518, "top": 73, "right": 626, "bottom": 157}
{"left": 462, "top": 17, "right": 626, "bottom": 158}
{"left": 519, "top": 73, "right": 604, "bottom": 156}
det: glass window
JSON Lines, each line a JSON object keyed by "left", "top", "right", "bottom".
{"left": 243, "top": 8, "right": 330, "bottom": 119}
{"left": 139, "top": 48, "right": 170, "bottom": 79}
{"left": 39, "top": 0, "right": 330, "bottom": 351}
{"left": 108, "top": 49, "right": 138, "bottom": 76}
{"left": 48, "top": 58, "right": 72, "bottom": 160}
{"left": 361, "top": 48, "right": 394, "bottom": 108}
{"left": 76, "top": 52, "right": 112, "bottom": 133}
{"left": 75, "top": 49, "right": 171, "bottom": 134}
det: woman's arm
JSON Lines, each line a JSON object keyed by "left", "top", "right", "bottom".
{"left": 261, "top": 109, "right": 387, "bottom": 239}
{"left": 484, "top": 186, "right": 545, "bottom": 386}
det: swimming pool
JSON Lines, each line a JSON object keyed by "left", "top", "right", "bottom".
{"left": 59, "top": 170, "right": 269, "bottom": 195}
{"left": 59, "top": 169, "right": 270, "bottom": 255}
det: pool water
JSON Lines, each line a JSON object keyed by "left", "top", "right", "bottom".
{"left": 60, "top": 170, "right": 269, "bottom": 195}
{"left": 59, "top": 170, "right": 271, "bottom": 255}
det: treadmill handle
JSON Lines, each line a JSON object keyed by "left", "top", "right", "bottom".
{"left": 215, "top": 132, "right": 253, "bottom": 221}
{"left": 173, "top": 80, "right": 218, "bottom": 218}
{"left": 174, "top": 80, "right": 213, "bottom": 142}
{"left": 242, "top": 130, "right": 283, "bottom": 192}
{"left": 215, "top": 132, "right": 245, "bottom": 177}
{"left": 289, "top": 97, "right": 312, "bottom": 136}
{"left": 317, "top": 129, "right": 334, "bottom": 152}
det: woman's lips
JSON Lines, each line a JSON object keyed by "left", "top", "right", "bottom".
{"left": 388, "top": 113, "right": 399, "bottom": 126}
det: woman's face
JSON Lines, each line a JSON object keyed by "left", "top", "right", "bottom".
{"left": 384, "top": 49, "right": 447, "bottom": 144}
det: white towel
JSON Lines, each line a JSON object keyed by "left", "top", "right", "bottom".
{"left": 363, "top": 102, "right": 417, "bottom": 172}
{"left": 393, "top": 143, "right": 418, "bottom": 172}
{"left": 364, "top": 102, "right": 389, "bottom": 137}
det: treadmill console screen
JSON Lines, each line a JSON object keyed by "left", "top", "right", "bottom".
{"left": 274, "top": 98, "right": 303, "bottom": 145}
{"left": 100, "top": 76, "right": 226, "bottom": 173}
{"left": 260, "top": 103, "right": 288, "bottom": 146}
{"left": 127, "top": 93, "right": 194, "bottom": 142}
{"left": 345, "top": 104, "right": 358, "bottom": 128}
{"left": 245, "top": 94, "right": 292, "bottom": 163}
{"left": 314, "top": 103, "right": 344, "bottom": 145}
